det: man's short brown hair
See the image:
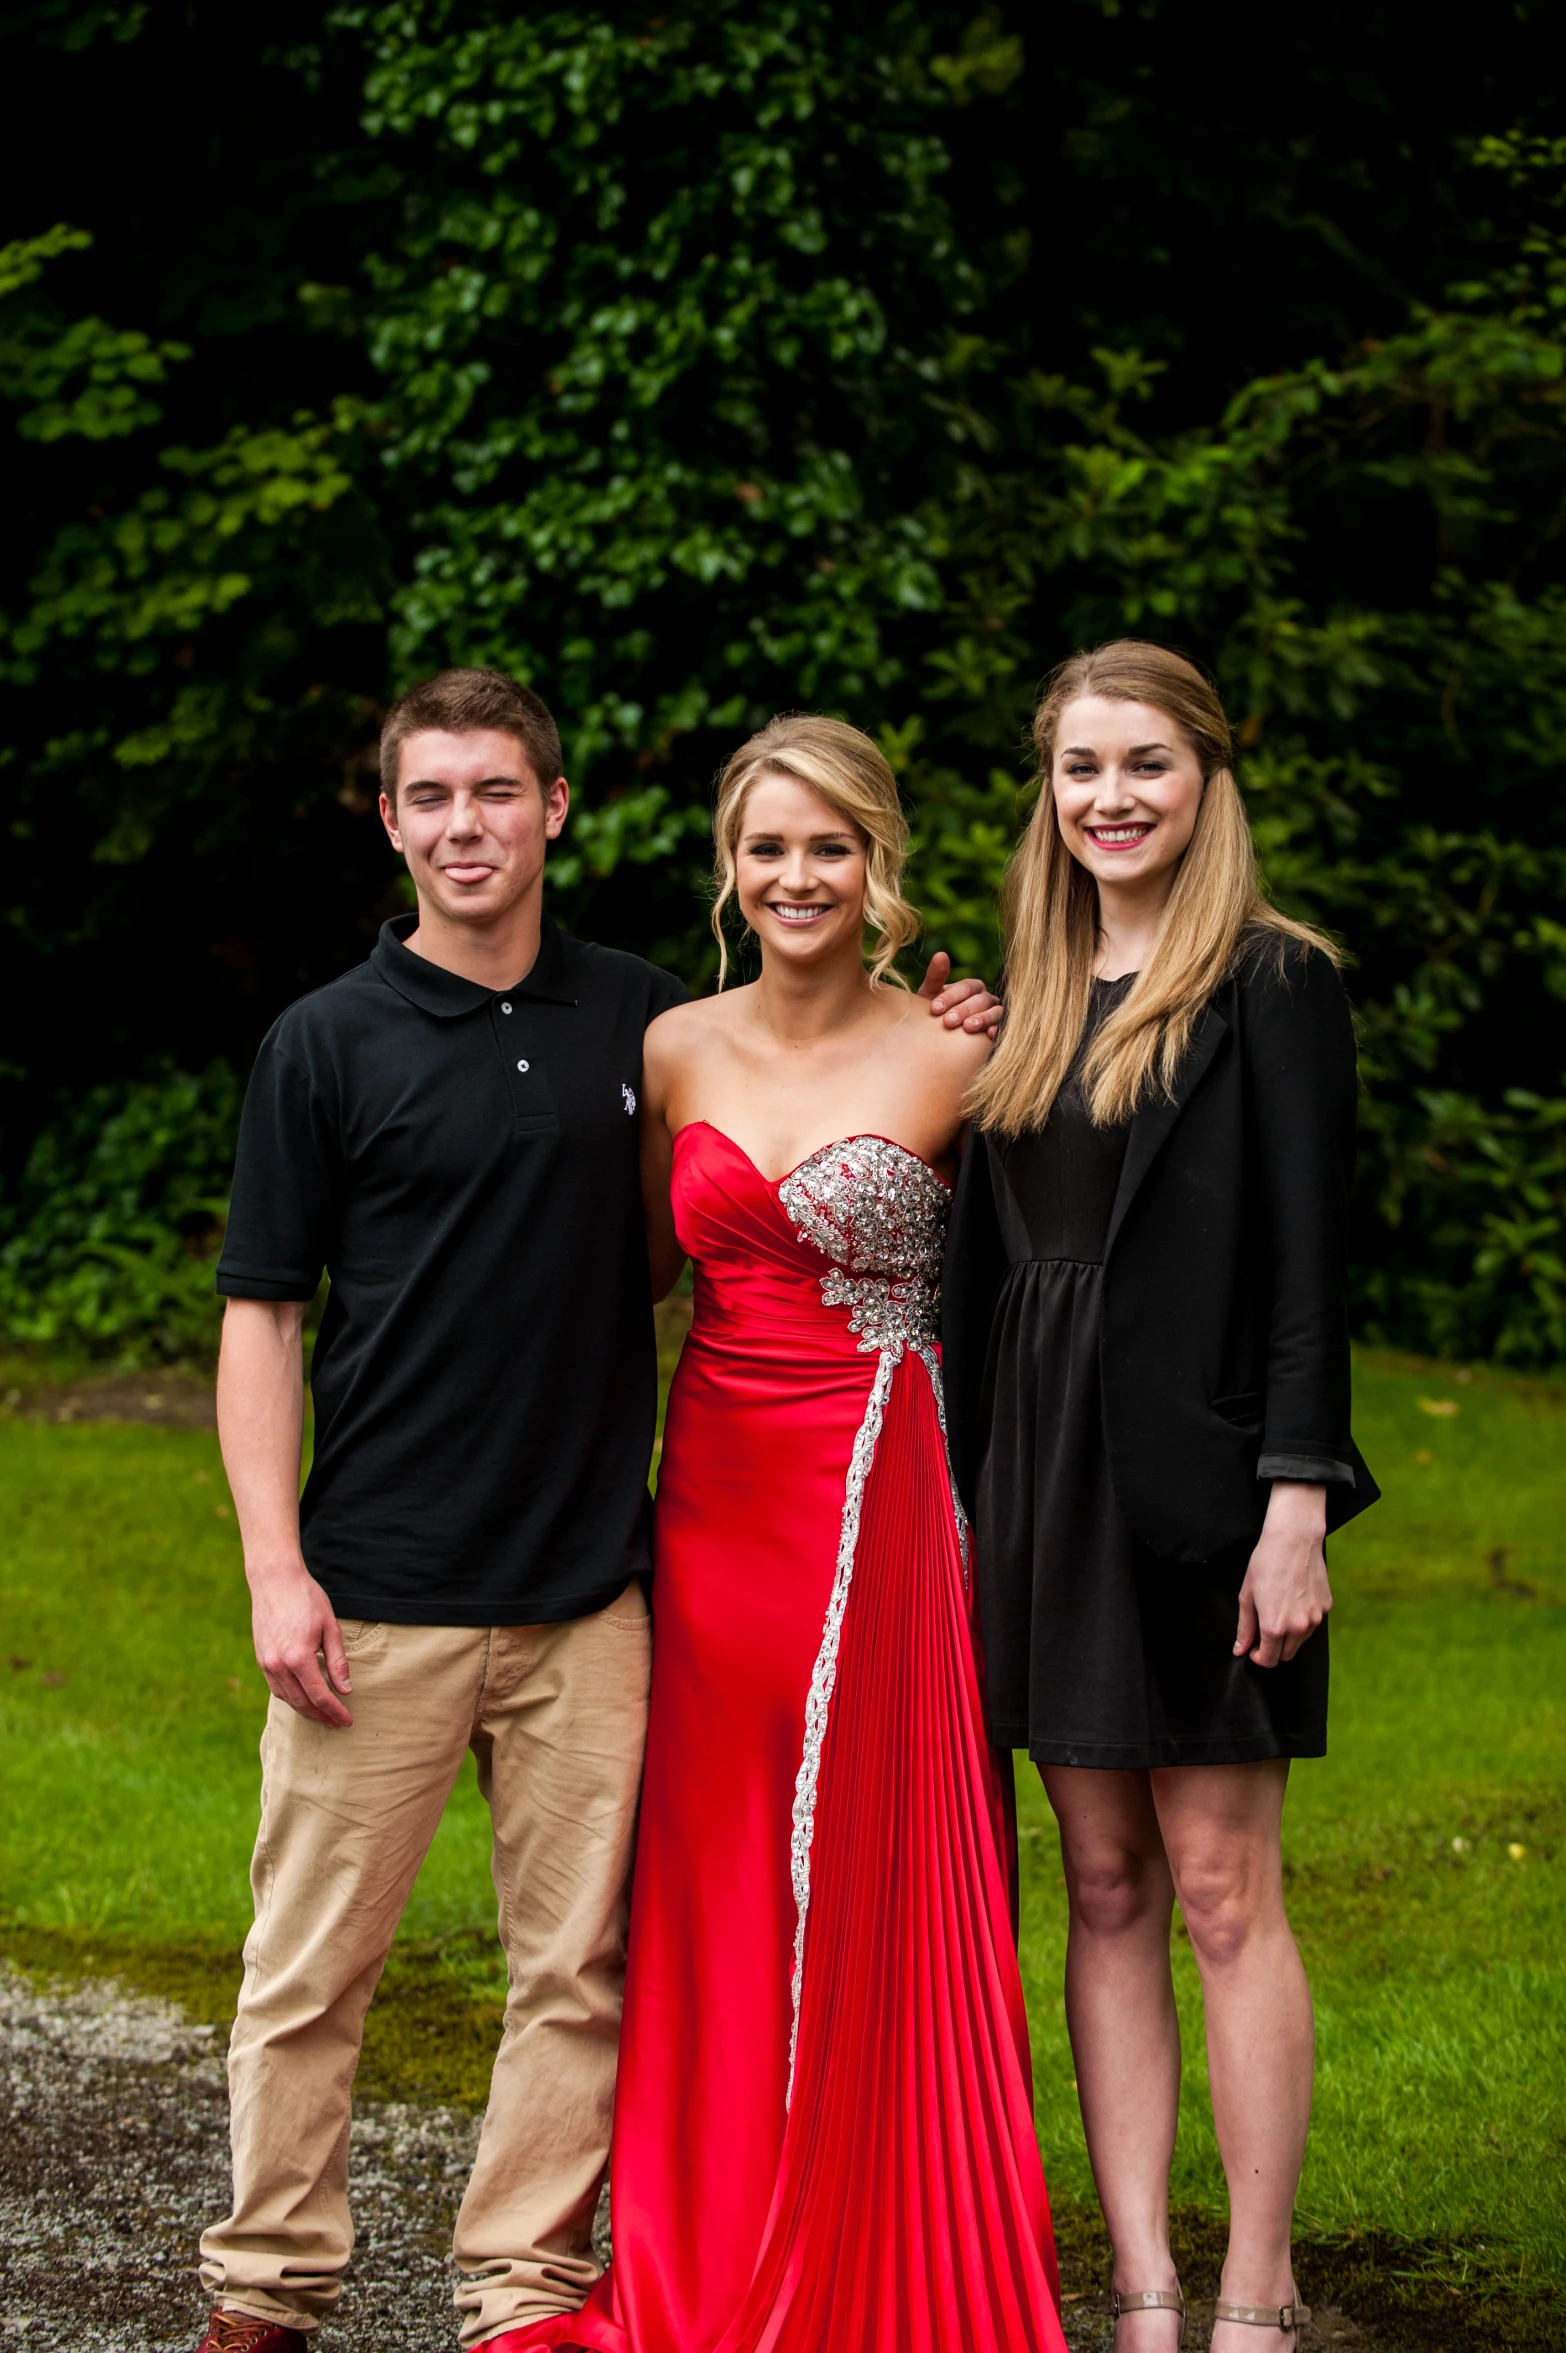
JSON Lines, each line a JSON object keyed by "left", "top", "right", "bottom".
{"left": 379, "top": 667, "right": 564, "bottom": 799}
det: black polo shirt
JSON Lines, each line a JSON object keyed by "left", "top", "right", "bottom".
{"left": 216, "top": 916, "right": 689, "bottom": 1624}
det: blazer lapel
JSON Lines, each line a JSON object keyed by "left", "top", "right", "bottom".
{"left": 1104, "top": 1000, "right": 1230, "bottom": 1260}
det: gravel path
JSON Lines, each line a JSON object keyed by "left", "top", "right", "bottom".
{"left": 0, "top": 1971, "right": 480, "bottom": 2350}
{"left": 2, "top": 1970, "right": 1369, "bottom": 2353}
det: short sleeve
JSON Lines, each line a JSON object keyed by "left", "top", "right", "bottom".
{"left": 216, "top": 1028, "right": 339, "bottom": 1300}
{"left": 646, "top": 962, "right": 693, "bottom": 1021}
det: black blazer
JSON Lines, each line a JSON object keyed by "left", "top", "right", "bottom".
{"left": 942, "top": 934, "right": 1379, "bottom": 1564}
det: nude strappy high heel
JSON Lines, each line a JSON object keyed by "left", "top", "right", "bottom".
{"left": 1212, "top": 2296, "right": 1311, "bottom": 2338}
{"left": 1108, "top": 2286, "right": 1187, "bottom": 2343}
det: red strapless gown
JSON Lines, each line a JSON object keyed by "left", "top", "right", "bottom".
{"left": 519, "top": 1123, "right": 1066, "bottom": 2353}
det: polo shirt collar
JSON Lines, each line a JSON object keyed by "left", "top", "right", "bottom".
{"left": 513, "top": 917, "right": 580, "bottom": 1006}
{"left": 372, "top": 914, "right": 580, "bottom": 1018}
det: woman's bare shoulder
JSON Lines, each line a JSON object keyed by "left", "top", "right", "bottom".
{"left": 644, "top": 986, "right": 752, "bottom": 1071}
{"left": 893, "top": 991, "right": 993, "bottom": 1080}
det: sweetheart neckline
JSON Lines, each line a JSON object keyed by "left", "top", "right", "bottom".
{"left": 676, "top": 1119, "right": 952, "bottom": 1194}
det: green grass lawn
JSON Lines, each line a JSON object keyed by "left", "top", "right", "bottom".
{"left": 2, "top": 1348, "right": 1562, "bottom": 2343}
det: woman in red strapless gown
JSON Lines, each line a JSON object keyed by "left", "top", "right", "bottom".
{"left": 514, "top": 717, "right": 1067, "bottom": 2353}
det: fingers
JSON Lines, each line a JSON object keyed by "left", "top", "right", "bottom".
{"left": 1233, "top": 1584, "right": 1259, "bottom": 1660}
{"left": 918, "top": 950, "right": 953, "bottom": 1003}
{"left": 917, "top": 961, "right": 1002, "bottom": 1031}
{"left": 932, "top": 978, "right": 1003, "bottom": 1032}
{"left": 261, "top": 1645, "right": 354, "bottom": 1727}
{"left": 1246, "top": 1607, "right": 1322, "bottom": 1669}
{"left": 1278, "top": 1607, "right": 1327, "bottom": 1663}
{"left": 267, "top": 1669, "right": 335, "bottom": 1726}
{"left": 296, "top": 1648, "right": 354, "bottom": 1726}
{"left": 322, "top": 1616, "right": 353, "bottom": 1702}
{"left": 1236, "top": 1576, "right": 1296, "bottom": 1664}
{"left": 928, "top": 972, "right": 999, "bottom": 1024}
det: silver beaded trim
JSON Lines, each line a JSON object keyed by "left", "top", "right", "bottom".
{"left": 916, "top": 1340, "right": 971, "bottom": 1585}
{"left": 777, "top": 1135, "right": 967, "bottom": 2105}
{"left": 785, "top": 1341, "right": 897, "bottom": 2099}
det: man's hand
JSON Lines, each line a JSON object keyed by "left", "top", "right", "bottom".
{"left": 918, "top": 950, "right": 1002, "bottom": 1035}
{"left": 250, "top": 1560, "right": 354, "bottom": 1727}
{"left": 1235, "top": 1481, "right": 1331, "bottom": 1667}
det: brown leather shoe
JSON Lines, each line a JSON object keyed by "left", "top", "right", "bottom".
{"left": 195, "top": 2314, "right": 309, "bottom": 2353}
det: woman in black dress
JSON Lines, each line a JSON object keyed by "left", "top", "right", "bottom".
{"left": 944, "top": 642, "right": 1378, "bottom": 2353}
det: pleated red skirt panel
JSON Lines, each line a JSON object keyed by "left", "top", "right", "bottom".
{"left": 514, "top": 1124, "right": 1065, "bottom": 2353}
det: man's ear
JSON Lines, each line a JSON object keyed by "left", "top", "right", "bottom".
{"left": 544, "top": 775, "right": 570, "bottom": 840}
{"left": 379, "top": 788, "right": 404, "bottom": 854}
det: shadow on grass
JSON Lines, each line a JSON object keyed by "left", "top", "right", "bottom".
{"left": 4, "top": 1921, "right": 1560, "bottom": 2353}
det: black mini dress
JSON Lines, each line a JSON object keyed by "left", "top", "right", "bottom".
{"left": 974, "top": 976, "right": 1328, "bottom": 1769}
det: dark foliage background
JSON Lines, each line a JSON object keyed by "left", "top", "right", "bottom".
{"left": 1, "top": 0, "right": 1563, "bottom": 1361}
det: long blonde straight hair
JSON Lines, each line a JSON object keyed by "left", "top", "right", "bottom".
{"left": 710, "top": 713, "right": 921, "bottom": 989}
{"left": 969, "top": 642, "right": 1338, "bottom": 1136}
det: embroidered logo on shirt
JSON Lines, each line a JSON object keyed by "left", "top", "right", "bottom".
{"left": 622, "top": 1082, "right": 637, "bottom": 1115}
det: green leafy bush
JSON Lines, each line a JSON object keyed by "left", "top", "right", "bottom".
{"left": 0, "top": 1066, "right": 239, "bottom": 1365}
{"left": 2, "top": 6, "right": 1564, "bottom": 1364}
{"left": 1358, "top": 1085, "right": 1566, "bottom": 1367}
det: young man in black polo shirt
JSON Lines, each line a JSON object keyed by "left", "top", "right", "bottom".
{"left": 195, "top": 668, "right": 998, "bottom": 2353}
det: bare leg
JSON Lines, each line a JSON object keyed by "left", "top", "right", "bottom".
{"left": 1152, "top": 1761, "right": 1312, "bottom": 2353}
{"left": 1041, "top": 1766, "right": 1183, "bottom": 2351}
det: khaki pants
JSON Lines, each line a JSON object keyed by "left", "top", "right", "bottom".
{"left": 199, "top": 1586, "right": 651, "bottom": 2344}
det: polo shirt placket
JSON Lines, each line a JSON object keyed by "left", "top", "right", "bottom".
{"left": 494, "top": 973, "right": 565, "bottom": 1136}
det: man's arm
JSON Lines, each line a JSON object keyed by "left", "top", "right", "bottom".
{"left": 217, "top": 1297, "right": 353, "bottom": 1728}
{"left": 638, "top": 1011, "right": 688, "bottom": 1300}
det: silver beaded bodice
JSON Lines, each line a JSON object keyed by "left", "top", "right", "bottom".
{"left": 778, "top": 1134, "right": 949, "bottom": 1355}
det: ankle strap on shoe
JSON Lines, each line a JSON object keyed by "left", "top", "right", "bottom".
{"left": 1109, "top": 2288, "right": 1187, "bottom": 2317}
{"left": 1213, "top": 2300, "right": 1311, "bottom": 2330}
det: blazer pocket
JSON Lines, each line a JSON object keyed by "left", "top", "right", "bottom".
{"left": 1210, "top": 1390, "right": 1265, "bottom": 1435}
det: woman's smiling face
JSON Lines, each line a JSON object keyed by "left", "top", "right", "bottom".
{"left": 734, "top": 768, "right": 868, "bottom": 967}
{"left": 1051, "top": 694, "right": 1205, "bottom": 892}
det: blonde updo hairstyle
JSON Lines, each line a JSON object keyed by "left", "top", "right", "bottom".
{"left": 711, "top": 713, "right": 921, "bottom": 989}
{"left": 969, "top": 640, "right": 1338, "bottom": 1137}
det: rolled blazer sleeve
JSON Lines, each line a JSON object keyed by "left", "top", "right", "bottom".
{"left": 1243, "top": 942, "right": 1359, "bottom": 1483}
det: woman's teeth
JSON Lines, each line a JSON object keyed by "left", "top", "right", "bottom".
{"left": 770, "top": 903, "right": 830, "bottom": 922}
{"left": 1087, "top": 824, "right": 1152, "bottom": 845}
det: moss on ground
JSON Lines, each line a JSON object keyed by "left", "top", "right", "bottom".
{"left": 0, "top": 1920, "right": 509, "bottom": 2108}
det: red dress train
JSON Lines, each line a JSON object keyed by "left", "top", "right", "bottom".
{"left": 524, "top": 1124, "right": 1067, "bottom": 2353}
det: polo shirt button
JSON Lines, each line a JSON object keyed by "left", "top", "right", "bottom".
{"left": 517, "top": 1059, "right": 530, "bottom": 1073}
{"left": 500, "top": 1001, "right": 512, "bottom": 1014}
